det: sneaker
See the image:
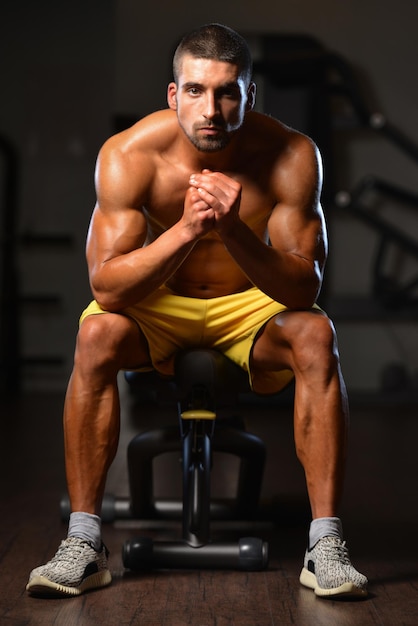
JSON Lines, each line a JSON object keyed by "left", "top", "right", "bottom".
{"left": 26, "top": 537, "right": 112, "bottom": 597}
{"left": 299, "top": 536, "right": 368, "bottom": 598}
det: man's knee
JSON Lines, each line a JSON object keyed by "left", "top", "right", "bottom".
{"left": 277, "top": 310, "right": 340, "bottom": 372}
{"left": 75, "top": 313, "right": 135, "bottom": 369}
{"left": 297, "top": 311, "right": 336, "bottom": 349}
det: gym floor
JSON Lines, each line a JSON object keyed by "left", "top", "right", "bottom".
{"left": 1, "top": 381, "right": 417, "bottom": 625}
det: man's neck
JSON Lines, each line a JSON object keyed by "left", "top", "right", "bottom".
{"left": 177, "top": 131, "right": 243, "bottom": 173}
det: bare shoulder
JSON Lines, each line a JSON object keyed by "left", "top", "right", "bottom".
{"left": 99, "top": 109, "right": 178, "bottom": 166}
{"left": 247, "top": 112, "right": 321, "bottom": 168}
{"left": 243, "top": 111, "right": 320, "bottom": 166}
{"left": 242, "top": 112, "right": 322, "bottom": 208}
{"left": 95, "top": 110, "right": 178, "bottom": 206}
{"left": 244, "top": 111, "right": 320, "bottom": 166}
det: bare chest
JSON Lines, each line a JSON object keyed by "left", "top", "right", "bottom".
{"left": 143, "top": 164, "right": 275, "bottom": 237}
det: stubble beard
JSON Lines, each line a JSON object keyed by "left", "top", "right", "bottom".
{"left": 184, "top": 123, "right": 233, "bottom": 153}
{"left": 189, "top": 134, "right": 231, "bottom": 152}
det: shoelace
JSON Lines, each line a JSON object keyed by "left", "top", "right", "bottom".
{"left": 50, "top": 540, "right": 88, "bottom": 564}
{"left": 322, "top": 539, "right": 350, "bottom": 564}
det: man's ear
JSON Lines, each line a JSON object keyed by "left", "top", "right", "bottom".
{"left": 167, "top": 82, "right": 177, "bottom": 110}
{"left": 246, "top": 81, "right": 257, "bottom": 111}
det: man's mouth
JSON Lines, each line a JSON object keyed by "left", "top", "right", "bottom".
{"left": 198, "top": 125, "right": 223, "bottom": 134}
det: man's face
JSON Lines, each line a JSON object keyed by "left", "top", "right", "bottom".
{"left": 168, "top": 55, "right": 255, "bottom": 152}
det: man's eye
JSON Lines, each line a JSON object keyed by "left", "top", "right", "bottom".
{"left": 220, "top": 89, "right": 239, "bottom": 99}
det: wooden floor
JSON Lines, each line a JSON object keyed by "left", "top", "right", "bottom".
{"left": 1, "top": 384, "right": 417, "bottom": 625}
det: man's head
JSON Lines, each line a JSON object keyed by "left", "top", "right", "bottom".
{"left": 173, "top": 23, "right": 253, "bottom": 89}
{"left": 169, "top": 24, "right": 256, "bottom": 153}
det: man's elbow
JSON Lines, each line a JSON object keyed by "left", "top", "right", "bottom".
{"left": 91, "top": 285, "right": 124, "bottom": 313}
{"left": 287, "top": 274, "right": 322, "bottom": 310}
{"left": 285, "top": 291, "right": 319, "bottom": 310}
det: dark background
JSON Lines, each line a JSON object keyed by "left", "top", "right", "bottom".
{"left": 1, "top": 0, "right": 417, "bottom": 396}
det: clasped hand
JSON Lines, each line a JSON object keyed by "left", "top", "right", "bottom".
{"left": 184, "top": 169, "right": 241, "bottom": 239}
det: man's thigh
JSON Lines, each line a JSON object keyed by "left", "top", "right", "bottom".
{"left": 79, "top": 309, "right": 152, "bottom": 372}
{"left": 250, "top": 308, "right": 326, "bottom": 394}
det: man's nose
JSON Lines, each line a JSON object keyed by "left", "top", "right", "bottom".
{"left": 203, "top": 93, "right": 219, "bottom": 119}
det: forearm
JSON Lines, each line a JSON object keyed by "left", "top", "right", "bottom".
{"left": 221, "top": 219, "right": 322, "bottom": 308}
{"left": 90, "top": 222, "right": 195, "bottom": 311}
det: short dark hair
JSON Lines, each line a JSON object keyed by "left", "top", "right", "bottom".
{"left": 173, "top": 23, "right": 253, "bottom": 86}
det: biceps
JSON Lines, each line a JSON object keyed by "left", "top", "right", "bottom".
{"left": 86, "top": 204, "right": 147, "bottom": 271}
{"left": 268, "top": 204, "right": 327, "bottom": 264}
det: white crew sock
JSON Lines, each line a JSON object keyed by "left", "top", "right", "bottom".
{"left": 68, "top": 512, "right": 102, "bottom": 551}
{"left": 309, "top": 516, "right": 343, "bottom": 550}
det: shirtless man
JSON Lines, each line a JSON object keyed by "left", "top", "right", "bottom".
{"left": 26, "top": 23, "right": 367, "bottom": 599}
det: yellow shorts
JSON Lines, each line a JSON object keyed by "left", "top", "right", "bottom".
{"left": 80, "top": 286, "right": 296, "bottom": 392}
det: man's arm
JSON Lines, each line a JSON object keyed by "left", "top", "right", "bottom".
{"left": 86, "top": 135, "right": 216, "bottom": 312}
{"left": 189, "top": 135, "right": 327, "bottom": 309}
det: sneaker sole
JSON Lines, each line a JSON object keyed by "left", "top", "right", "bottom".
{"left": 299, "top": 567, "right": 368, "bottom": 598}
{"left": 26, "top": 569, "right": 112, "bottom": 597}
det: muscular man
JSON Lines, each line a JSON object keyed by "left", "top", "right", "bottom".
{"left": 26, "top": 23, "right": 367, "bottom": 598}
